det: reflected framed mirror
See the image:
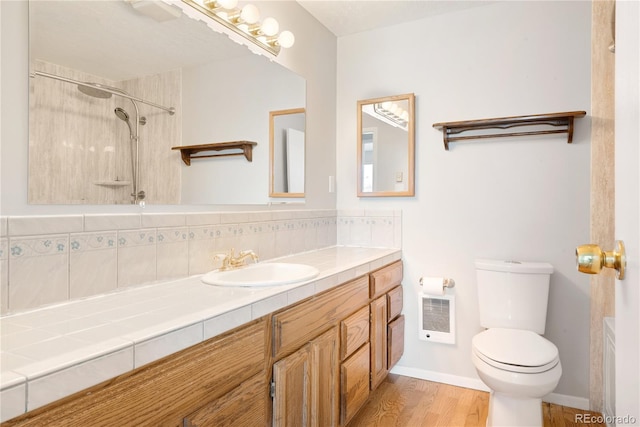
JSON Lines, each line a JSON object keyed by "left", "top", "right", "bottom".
{"left": 357, "top": 93, "right": 415, "bottom": 197}
{"left": 269, "top": 108, "right": 306, "bottom": 198}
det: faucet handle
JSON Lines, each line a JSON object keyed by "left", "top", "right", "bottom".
{"left": 213, "top": 252, "right": 231, "bottom": 269}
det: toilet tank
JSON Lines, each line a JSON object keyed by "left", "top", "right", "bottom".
{"left": 475, "top": 259, "right": 554, "bottom": 334}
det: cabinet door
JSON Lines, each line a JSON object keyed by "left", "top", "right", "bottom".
{"left": 273, "top": 344, "right": 312, "bottom": 427}
{"left": 310, "top": 328, "right": 339, "bottom": 427}
{"left": 184, "top": 373, "right": 266, "bottom": 427}
{"left": 340, "top": 343, "right": 370, "bottom": 426}
{"left": 272, "top": 328, "right": 340, "bottom": 427}
{"left": 388, "top": 315, "right": 405, "bottom": 370}
{"left": 370, "top": 295, "right": 388, "bottom": 390}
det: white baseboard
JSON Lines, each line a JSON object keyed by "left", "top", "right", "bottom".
{"left": 390, "top": 365, "right": 590, "bottom": 411}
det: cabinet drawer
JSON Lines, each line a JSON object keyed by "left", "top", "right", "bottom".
{"left": 184, "top": 373, "right": 265, "bottom": 427}
{"left": 273, "top": 276, "right": 369, "bottom": 359}
{"left": 388, "top": 315, "right": 405, "bottom": 370}
{"left": 387, "top": 285, "right": 403, "bottom": 321}
{"left": 340, "top": 305, "right": 369, "bottom": 360}
{"left": 370, "top": 261, "right": 403, "bottom": 298}
{"left": 340, "top": 343, "right": 370, "bottom": 426}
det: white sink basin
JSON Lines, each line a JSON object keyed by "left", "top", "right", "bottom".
{"left": 201, "top": 262, "right": 320, "bottom": 287}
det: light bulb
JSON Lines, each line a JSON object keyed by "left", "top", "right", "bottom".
{"left": 277, "top": 30, "right": 295, "bottom": 48}
{"left": 240, "top": 4, "right": 259, "bottom": 24}
{"left": 261, "top": 17, "right": 279, "bottom": 36}
{"left": 217, "top": 0, "right": 238, "bottom": 9}
{"left": 381, "top": 101, "right": 392, "bottom": 110}
{"left": 400, "top": 110, "right": 409, "bottom": 121}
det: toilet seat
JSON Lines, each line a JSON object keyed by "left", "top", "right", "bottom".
{"left": 473, "top": 328, "right": 559, "bottom": 374}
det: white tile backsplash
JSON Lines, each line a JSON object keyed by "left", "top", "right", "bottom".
{"left": 8, "top": 235, "right": 69, "bottom": 311}
{"left": 84, "top": 214, "right": 141, "bottom": 231}
{"left": 69, "top": 232, "right": 117, "bottom": 299}
{"left": 0, "top": 209, "right": 397, "bottom": 315}
{"left": 7, "top": 216, "right": 83, "bottom": 236}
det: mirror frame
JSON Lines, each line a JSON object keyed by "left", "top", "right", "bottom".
{"left": 357, "top": 93, "right": 415, "bottom": 197}
{"left": 269, "top": 108, "right": 306, "bottom": 198}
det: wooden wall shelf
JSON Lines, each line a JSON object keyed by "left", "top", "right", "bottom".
{"left": 172, "top": 141, "right": 258, "bottom": 165}
{"left": 433, "top": 111, "right": 586, "bottom": 150}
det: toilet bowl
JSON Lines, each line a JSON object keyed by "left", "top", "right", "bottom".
{"left": 473, "top": 259, "right": 561, "bottom": 427}
{"left": 472, "top": 328, "right": 562, "bottom": 426}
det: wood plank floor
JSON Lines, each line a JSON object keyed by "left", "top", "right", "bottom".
{"left": 347, "top": 374, "right": 607, "bottom": 427}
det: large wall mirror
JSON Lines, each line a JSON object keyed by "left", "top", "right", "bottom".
{"left": 28, "top": 0, "right": 305, "bottom": 205}
{"left": 357, "top": 93, "right": 415, "bottom": 197}
{"left": 269, "top": 108, "right": 306, "bottom": 198}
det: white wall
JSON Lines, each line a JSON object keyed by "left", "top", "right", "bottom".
{"left": 336, "top": 1, "right": 592, "bottom": 402}
{"left": 181, "top": 55, "right": 304, "bottom": 204}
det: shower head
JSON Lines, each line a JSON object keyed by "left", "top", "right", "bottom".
{"left": 78, "top": 83, "right": 112, "bottom": 99}
{"left": 114, "top": 107, "right": 135, "bottom": 137}
{"left": 78, "top": 82, "right": 127, "bottom": 99}
{"left": 114, "top": 107, "right": 130, "bottom": 122}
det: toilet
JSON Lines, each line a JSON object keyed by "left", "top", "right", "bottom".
{"left": 472, "top": 259, "right": 562, "bottom": 427}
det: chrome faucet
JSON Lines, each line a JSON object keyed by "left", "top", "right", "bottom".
{"left": 214, "top": 248, "right": 259, "bottom": 270}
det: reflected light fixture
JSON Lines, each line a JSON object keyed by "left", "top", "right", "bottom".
{"left": 182, "top": 0, "right": 295, "bottom": 56}
{"left": 374, "top": 101, "right": 409, "bottom": 128}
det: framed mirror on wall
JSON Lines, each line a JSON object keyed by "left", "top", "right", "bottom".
{"left": 27, "top": 0, "right": 306, "bottom": 206}
{"left": 269, "top": 108, "right": 306, "bottom": 198}
{"left": 357, "top": 93, "right": 415, "bottom": 197}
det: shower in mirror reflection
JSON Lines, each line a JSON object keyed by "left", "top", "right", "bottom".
{"left": 28, "top": 69, "right": 175, "bottom": 205}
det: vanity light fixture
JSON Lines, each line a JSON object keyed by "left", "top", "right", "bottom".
{"left": 182, "top": 0, "right": 295, "bottom": 56}
{"left": 374, "top": 101, "right": 409, "bottom": 128}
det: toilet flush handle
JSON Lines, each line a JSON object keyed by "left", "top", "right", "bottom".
{"left": 575, "top": 240, "right": 626, "bottom": 280}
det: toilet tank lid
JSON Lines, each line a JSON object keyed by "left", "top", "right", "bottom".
{"left": 475, "top": 259, "right": 554, "bottom": 274}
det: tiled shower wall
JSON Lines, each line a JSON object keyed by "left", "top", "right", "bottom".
{"left": 0, "top": 209, "right": 401, "bottom": 315}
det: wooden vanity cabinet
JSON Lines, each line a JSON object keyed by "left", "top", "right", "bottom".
{"left": 271, "top": 276, "right": 369, "bottom": 427}
{"left": 369, "top": 261, "right": 405, "bottom": 391}
{"left": 3, "top": 260, "right": 404, "bottom": 427}
{"left": 270, "top": 261, "right": 405, "bottom": 427}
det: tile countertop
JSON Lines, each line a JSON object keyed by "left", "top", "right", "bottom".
{"left": 0, "top": 246, "right": 401, "bottom": 421}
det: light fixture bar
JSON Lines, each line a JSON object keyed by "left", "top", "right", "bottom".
{"left": 181, "top": 0, "right": 292, "bottom": 56}
{"left": 374, "top": 103, "right": 408, "bottom": 127}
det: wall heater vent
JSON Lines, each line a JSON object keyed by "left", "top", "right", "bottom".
{"left": 418, "top": 293, "right": 455, "bottom": 344}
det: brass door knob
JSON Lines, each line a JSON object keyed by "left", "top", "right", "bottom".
{"left": 576, "top": 240, "right": 626, "bottom": 280}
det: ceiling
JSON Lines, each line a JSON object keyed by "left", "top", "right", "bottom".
{"left": 295, "top": 0, "right": 494, "bottom": 37}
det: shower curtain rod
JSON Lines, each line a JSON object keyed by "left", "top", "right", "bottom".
{"left": 30, "top": 70, "right": 176, "bottom": 115}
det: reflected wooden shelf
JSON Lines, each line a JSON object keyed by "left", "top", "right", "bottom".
{"left": 433, "top": 111, "right": 587, "bottom": 150}
{"left": 172, "top": 141, "right": 258, "bottom": 165}
{"left": 93, "top": 181, "right": 131, "bottom": 187}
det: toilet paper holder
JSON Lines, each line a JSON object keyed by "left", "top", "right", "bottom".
{"left": 419, "top": 277, "right": 455, "bottom": 290}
